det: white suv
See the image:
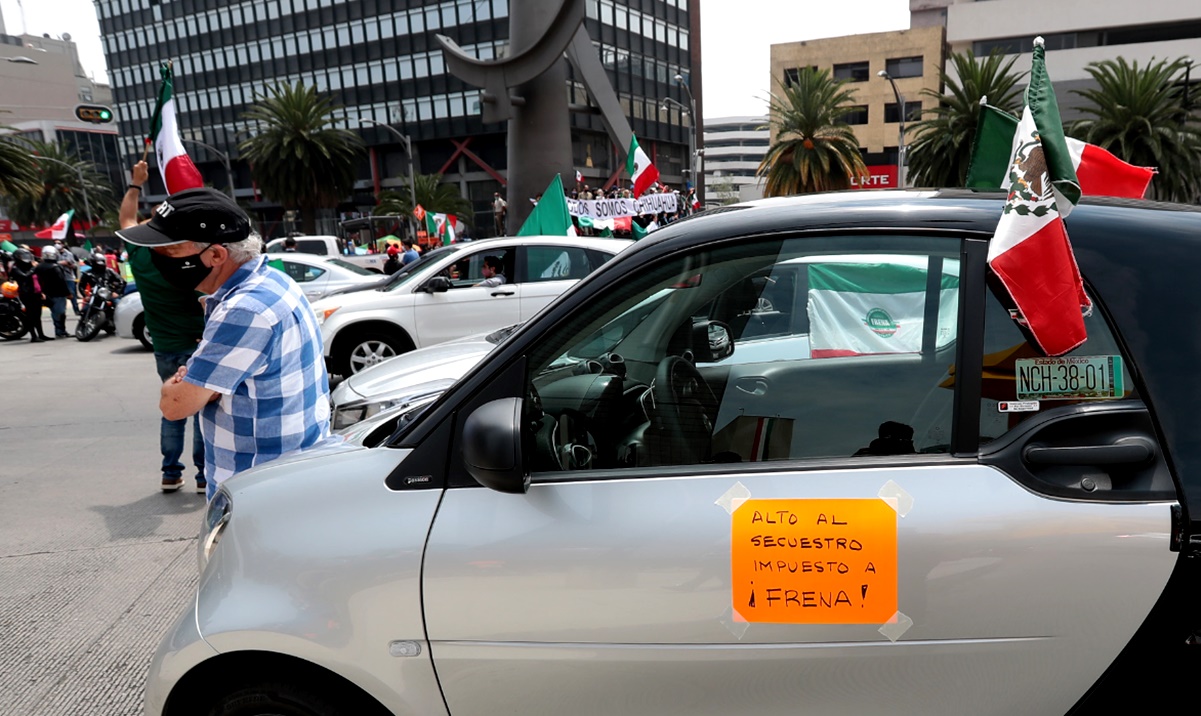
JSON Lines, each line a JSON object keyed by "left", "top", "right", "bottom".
{"left": 311, "top": 235, "right": 630, "bottom": 375}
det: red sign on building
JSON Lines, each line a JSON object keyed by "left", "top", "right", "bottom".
{"left": 850, "top": 165, "right": 899, "bottom": 190}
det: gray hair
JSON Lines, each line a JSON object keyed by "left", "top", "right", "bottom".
{"left": 193, "top": 231, "right": 262, "bottom": 264}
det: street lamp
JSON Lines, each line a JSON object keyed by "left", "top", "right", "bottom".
{"left": 180, "top": 138, "right": 235, "bottom": 199}
{"left": 672, "top": 73, "right": 701, "bottom": 193}
{"left": 878, "top": 70, "right": 907, "bottom": 188}
{"left": 357, "top": 118, "right": 418, "bottom": 240}
{"left": 30, "top": 153, "right": 91, "bottom": 235}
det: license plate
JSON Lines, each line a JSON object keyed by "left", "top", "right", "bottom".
{"left": 1015, "top": 355, "right": 1124, "bottom": 401}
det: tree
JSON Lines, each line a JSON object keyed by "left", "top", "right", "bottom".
{"left": 1, "top": 139, "right": 115, "bottom": 230}
{"left": 0, "top": 130, "right": 40, "bottom": 201}
{"left": 373, "top": 174, "right": 473, "bottom": 224}
{"left": 1068, "top": 56, "right": 1201, "bottom": 204}
{"left": 239, "top": 82, "right": 365, "bottom": 233}
{"left": 906, "top": 50, "right": 1025, "bottom": 188}
{"left": 756, "top": 68, "right": 868, "bottom": 196}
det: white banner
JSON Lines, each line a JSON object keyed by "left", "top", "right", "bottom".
{"left": 568, "top": 194, "right": 678, "bottom": 219}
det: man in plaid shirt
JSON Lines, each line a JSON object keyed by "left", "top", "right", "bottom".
{"left": 118, "top": 188, "right": 332, "bottom": 500}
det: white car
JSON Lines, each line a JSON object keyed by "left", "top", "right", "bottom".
{"left": 113, "top": 289, "right": 151, "bottom": 349}
{"left": 311, "top": 235, "right": 631, "bottom": 376}
{"left": 265, "top": 253, "right": 384, "bottom": 301}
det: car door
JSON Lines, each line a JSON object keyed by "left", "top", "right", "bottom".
{"left": 411, "top": 246, "right": 521, "bottom": 348}
{"left": 420, "top": 232, "right": 1176, "bottom": 716}
{"left": 516, "top": 245, "right": 606, "bottom": 320}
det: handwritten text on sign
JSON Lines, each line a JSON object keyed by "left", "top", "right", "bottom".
{"left": 731, "top": 499, "right": 897, "bottom": 624}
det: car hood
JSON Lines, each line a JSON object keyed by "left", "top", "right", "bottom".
{"left": 334, "top": 338, "right": 495, "bottom": 404}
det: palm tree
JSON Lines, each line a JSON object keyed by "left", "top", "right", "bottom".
{"left": 756, "top": 68, "right": 868, "bottom": 196}
{"left": 1069, "top": 56, "right": 1201, "bottom": 204}
{"left": 2, "top": 139, "right": 116, "bottom": 229}
{"left": 906, "top": 50, "right": 1025, "bottom": 188}
{"left": 372, "top": 174, "right": 473, "bottom": 224}
{"left": 239, "top": 82, "right": 365, "bottom": 233}
{"left": 0, "top": 129, "right": 41, "bottom": 201}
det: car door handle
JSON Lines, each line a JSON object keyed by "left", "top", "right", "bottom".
{"left": 491, "top": 290, "right": 515, "bottom": 297}
{"left": 734, "top": 378, "right": 768, "bottom": 396}
{"left": 1023, "top": 438, "right": 1155, "bottom": 465}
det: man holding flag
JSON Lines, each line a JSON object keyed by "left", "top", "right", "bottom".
{"left": 986, "top": 38, "right": 1092, "bottom": 357}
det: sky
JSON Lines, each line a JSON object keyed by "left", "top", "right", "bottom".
{"left": 3, "top": 0, "right": 912, "bottom": 119}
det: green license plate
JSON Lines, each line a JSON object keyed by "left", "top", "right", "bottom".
{"left": 1015, "top": 355, "right": 1124, "bottom": 401}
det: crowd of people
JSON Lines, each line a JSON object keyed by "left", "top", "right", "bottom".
{"left": 1, "top": 241, "right": 126, "bottom": 342}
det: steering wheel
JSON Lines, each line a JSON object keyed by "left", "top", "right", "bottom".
{"left": 650, "top": 356, "right": 719, "bottom": 464}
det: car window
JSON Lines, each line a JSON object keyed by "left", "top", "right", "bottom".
{"left": 280, "top": 261, "right": 325, "bottom": 283}
{"left": 523, "top": 246, "right": 595, "bottom": 282}
{"left": 523, "top": 234, "right": 963, "bottom": 472}
{"left": 441, "top": 248, "right": 513, "bottom": 288}
{"left": 326, "top": 258, "right": 376, "bottom": 275}
{"left": 296, "top": 240, "right": 329, "bottom": 255}
{"left": 971, "top": 284, "right": 1137, "bottom": 445}
{"left": 383, "top": 245, "right": 461, "bottom": 291}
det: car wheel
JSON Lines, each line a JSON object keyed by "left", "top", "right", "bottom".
{"left": 133, "top": 314, "right": 153, "bottom": 350}
{"left": 210, "top": 681, "right": 353, "bottom": 716}
{"left": 336, "top": 331, "right": 406, "bottom": 376}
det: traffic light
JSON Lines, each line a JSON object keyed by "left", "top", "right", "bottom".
{"left": 74, "top": 105, "right": 114, "bottom": 124}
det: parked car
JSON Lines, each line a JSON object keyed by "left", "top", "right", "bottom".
{"left": 265, "top": 235, "right": 388, "bottom": 273}
{"left": 311, "top": 235, "right": 631, "bottom": 376}
{"left": 148, "top": 190, "right": 1201, "bottom": 716}
{"left": 266, "top": 253, "right": 383, "bottom": 302}
{"left": 113, "top": 289, "right": 150, "bottom": 350}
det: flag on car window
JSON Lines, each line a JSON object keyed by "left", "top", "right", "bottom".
{"left": 967, "top": 100, "right": 1155, "bottom": 198}
{"left": 147, "top": 62, "right": 204, "bottom": 195}
{"left": 807, "top": 262, "right": 959, "bottom": 358}
{"left": 987, "top": 38, "right": 1091, "bottom": 357}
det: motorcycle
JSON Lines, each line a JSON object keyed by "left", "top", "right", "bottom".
{"left": 0, "top": 292, "right": 27, "bottom": 341}
{"left": 75, "top": 274, "right": 126, "bottom": 342}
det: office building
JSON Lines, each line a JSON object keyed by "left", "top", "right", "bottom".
{"left": 769, "top": 25, "right": 945, "bottom": 188}
{"left": 93, "top": 0, "right": 701, "bottom": 235}
{"left": 701, "top": 115, "right": 766, "bottom": 206}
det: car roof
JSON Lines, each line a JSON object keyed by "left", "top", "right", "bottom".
{"left": 472, "top": 236, "right": 633, "bottom": 251}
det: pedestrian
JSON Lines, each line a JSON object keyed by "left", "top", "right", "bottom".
{"left": 118, "top": 187, "right": 333, "bottom": 501}
{"left": 36, "top": 246, "right": 71, "bottom": 337}
{"left": 8, "top": 248, "right": 50, "bottom": 342}
{"left": 492, "top": 192, "right": 508, "bottom": 236}
{"left": 55, "top": 240, "right": 80, "bottom": 315}
{"left": 119, "top": 161, "right": 208, "bottom": 494}
{"left": 383, "top": 244, "right": 402, "bottom": 275}
{"left": 401, "top": 238, "right": 420, "bottom": 266}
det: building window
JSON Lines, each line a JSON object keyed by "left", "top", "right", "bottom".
{"left": 884, "top": 102, "right": 923, "bottom": 123}
{"left": 840, "top": 105, "right": 869, "bottom": 125}
{"left": 833, "top": 61, "right": 870, "bottom": 82}
{"left": 783, "top": 66, "right": 818, "bottom": 88}
{"left": 885, "top": 56, "right": 923, "bottom": 79}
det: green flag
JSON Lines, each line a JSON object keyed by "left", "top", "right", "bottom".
{"left": 0, "top": 239, "right": 17, "bottom": 253}
{"left": 267, "top": 258, "right": 286, "bottom": 272}
{"left": 1025, "top": 41, "right": 1081, "bottom": 210}
{"left": 516, "top": 174, "right": 577, "bottom": 237}
{"left": 965, "top": 102, "right": 1019, "bottom": 189}
{"left": 82, "top": 239, "right": 93, "bottom": 252}
{"left": 632, "top": 221, "right": 648, "bottom": 241}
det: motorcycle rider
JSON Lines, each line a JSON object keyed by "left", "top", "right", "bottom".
{"left": 36, "top": 246, "right": 71, "bottom": 338}
{"left": 8, "top": 249, "right": 50, "bottom": 343}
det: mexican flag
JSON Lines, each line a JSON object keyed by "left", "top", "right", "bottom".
{"left": 517, "top": 174, "right": 577, "bottom": 237}
{"left": 35, "top": 210, "right": 74, "bottom": 240}
{"left": 433, "top": 212, "right": 457, "bottom": 245}
{"left": 148, "top": 63, "right": 204, "bottom": 195}
{"left": 808, "top": 262, "right": 959, "bottom": 358}
{"left": 967, "top": 101, "right": 1155, "bottom": 198}
{"left": 987, "top": 39, "right": 1091, "bottom": 357}
{"left": 626, "top": 134, "right": 659, "bottom": 198}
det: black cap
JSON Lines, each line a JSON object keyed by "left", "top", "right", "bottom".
{"left": 118, "top": 187, "right": 251, "bottom": 247}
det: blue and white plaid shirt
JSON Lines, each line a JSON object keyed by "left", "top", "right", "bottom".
{"left": 185, "top": 255, "right": 332, "bottom": 488}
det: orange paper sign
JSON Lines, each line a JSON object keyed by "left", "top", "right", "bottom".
{"left": 731, "top": 498, "right": 897, "bottom": 624}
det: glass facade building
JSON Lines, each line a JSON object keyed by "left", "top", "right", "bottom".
{"left": 94, "top": 0, "right": 700, "bottom": 235}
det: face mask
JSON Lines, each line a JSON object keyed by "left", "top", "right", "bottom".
{"left": 151, "top": 247, "right": 213, "bottom": 291}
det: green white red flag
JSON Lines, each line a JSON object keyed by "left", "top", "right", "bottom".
{"left": 148, "top": 63, "right": 204, "bottom": 195}
{"left": 34, "top": 210, "right": 74, "bottom": 240}
{"left": 987, "top": 38, "right": 1090, "bottom": 357}
{"left": 966, "top": 101, "right": 1155, "bottom": 198}
{"left": 626, "top": 134, "right": 659, "bottom": 198}
{"left": 517, "top": 174, "right": 577, "bottom": 237}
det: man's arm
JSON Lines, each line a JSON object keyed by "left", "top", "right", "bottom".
{"left": 160, "top": 366, "right": 219, "bottom": 421}
{"left": 120, "top": 161, "right": 150, "bottom": 229}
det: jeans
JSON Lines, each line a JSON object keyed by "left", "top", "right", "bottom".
{"left": 154, "top": 350, "right": 205, "bottom": 482}
{"left": 48, "top": 296, "right": 67, "bottom": 336}
{"left": 66, "top": 279, "right": 79, "bottom": 314}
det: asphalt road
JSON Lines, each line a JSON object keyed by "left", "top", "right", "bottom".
{"left": 0, "top": 311, "right": 202, "bottom": 715}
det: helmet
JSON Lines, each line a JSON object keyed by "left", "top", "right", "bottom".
{"left": 88, "top": 256, "right": 107, "bottom": 272}
{"left": 40, "top": 246, "right": 58, "bottom": 261}
{"left": 1, "top": 281, "right": 17, "bottom": 299}
{"left": 13, "top": 248, "right": 33, "bottom": 264}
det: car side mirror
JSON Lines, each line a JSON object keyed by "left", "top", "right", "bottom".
{"left": 420, "top": 276, "right": 451, "bottom": 293}
{"left": 692, "top": 320, "right": 734, "bottom": 362}
{"left": 462, "top": 397, "right": 530, "bottom": 494}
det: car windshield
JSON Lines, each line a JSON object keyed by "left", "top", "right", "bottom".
{"left": 547, "top": 288, "right": 676, "bottom": 369}
{"left": 381, "top": 245, "right": 460, "bottom": 291}
{"left": 325, "top": 258, "right": 377, "bottom": 275}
